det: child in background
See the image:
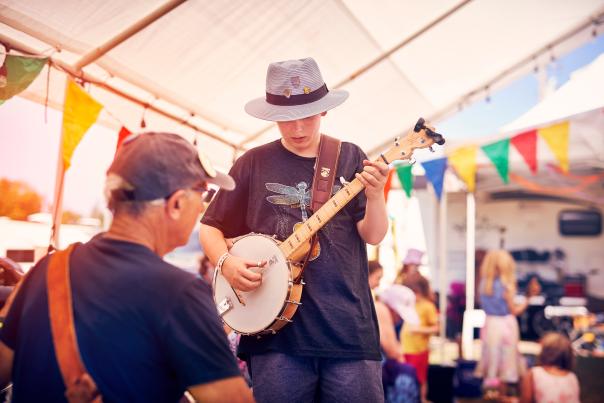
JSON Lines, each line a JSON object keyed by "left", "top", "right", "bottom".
{"left": 402, "top": 274, "right": 438, "bottom": 402}
{"left": 520, "top": 332, "right": 580, "bottom": 403}
{"left": 395, "top": 248, "right": 424, "bottom": 285}
{"left": 368, "top": 260, "right": 384, "bottom": 291}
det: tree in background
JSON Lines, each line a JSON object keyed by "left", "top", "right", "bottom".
{"left": 61, "top": 210, "right": 82, "bottom": 224}
{"left": 0, "top": 178, "right": 42, "bottom": 220}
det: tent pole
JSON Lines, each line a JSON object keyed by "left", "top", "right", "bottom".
{"left": 49, "top": 133, "right": 66, "bottom": 250}
{"left": 461, "top": 191, "right": 476, "bottom": 359}
{"left": 73, "top": 0, "right": 186, "bottom": 71}
{"left": 438, "top": 189, "right": 448, "bottom": 362}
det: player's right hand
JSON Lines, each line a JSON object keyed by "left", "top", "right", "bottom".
{"left": 221, "top": 255, "right": 265, "bottom": 292}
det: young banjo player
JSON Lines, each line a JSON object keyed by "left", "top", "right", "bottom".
{"left": 200, "top": 57, "right": 444, "bottom": 403}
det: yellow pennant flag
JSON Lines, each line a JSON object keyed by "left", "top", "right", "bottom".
{"left": 61, "top": 79, "right": 103, "bottom": 170}
{"left": 539, "top": 121, "right": 569, "bottom": 172}
{"left": 448, "top": 145, "right": 478, "bottom": 192}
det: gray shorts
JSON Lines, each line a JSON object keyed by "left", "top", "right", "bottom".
{"left": 250, "top": 352, "right": 384, "bottom": 403}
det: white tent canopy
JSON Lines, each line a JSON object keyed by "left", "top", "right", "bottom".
{"left": 1, "top": 0, "right": 604, "bottom": 171}
{"left": 502, "top": 52, "right": 604, "bottom": 134}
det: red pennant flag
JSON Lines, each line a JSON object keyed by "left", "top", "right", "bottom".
{"left": 383, "top": 169, "right": 395, "bottom": 201}
{"left": 115, "top": 126, "right": 132, "bottom": 156}
{"left": 511, "top": 129, "right": 537, "bottom": 174}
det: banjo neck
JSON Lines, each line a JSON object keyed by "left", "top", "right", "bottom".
{"left": 278, "top": 176, "right": 365, "bottom": 259}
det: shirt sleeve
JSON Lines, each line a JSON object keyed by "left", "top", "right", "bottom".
{"left": 201, "top": 153, "right": 251, "bottom": 238}
{"left": 161, "top": 279, "right": 241, "bottom": 388}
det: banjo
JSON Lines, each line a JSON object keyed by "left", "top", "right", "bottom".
{"left": 213, "top": 118, "right": 445, "bottom": 336}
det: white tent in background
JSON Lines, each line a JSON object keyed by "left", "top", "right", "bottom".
{"left": 501, "top": 52, "right": 604, "bottom": 173}
{"left": 502, "top": 52, "right": 604, "bottom": 134}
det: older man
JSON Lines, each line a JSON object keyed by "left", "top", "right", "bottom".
{"left": 0, "top": 132, "right": 254, "bottom": 403}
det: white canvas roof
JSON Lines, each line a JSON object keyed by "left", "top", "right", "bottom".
{"left": 1, "top": 0, "right": 603, "bottom": 171}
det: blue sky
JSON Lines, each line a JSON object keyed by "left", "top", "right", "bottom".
{"left": 438, "top": 34, "right": 604, "bottom": 139}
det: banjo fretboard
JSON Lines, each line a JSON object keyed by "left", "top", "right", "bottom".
{"left": 278, "top": 176, "right": 365, "bottom": 258}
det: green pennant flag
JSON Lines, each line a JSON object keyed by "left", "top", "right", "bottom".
{"left": 395, "top": 163, "right": 413, "bottom": 198}
{"left": 481, "top": 138, "right": 510, "bottom": 184}
{"left": 0, "top": 55, "right": 48, "bottom": 105}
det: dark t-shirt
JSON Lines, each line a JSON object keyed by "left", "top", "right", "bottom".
{"left": 0, "top": 235, "right": 240, "bottom": 403}
{"left": 201, "top": 139, "right": 381, "bottom": 361}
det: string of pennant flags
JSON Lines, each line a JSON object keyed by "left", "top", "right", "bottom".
{"left": 384, "top": 120, "right": 570, "bottom": 201}
{"left": 0, "top": 53, "right": 134, "bottom": 166}
{"left": 1, "top": 53, "right": 571, "bottom": 204}
{"left": 1, "top": 52, "right": 139, "bottom": 247}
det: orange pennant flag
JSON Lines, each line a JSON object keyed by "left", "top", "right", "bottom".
{"left": 61, "top": 79, "right": 103, "bottom": 170}
{"left": 115, "top": 126, "right": 132, "bottom": 156}
{"left": 383, "top": 168, "right": 395, "bottom": 201}
{"left": 448, "top": 145, "right": 478, "bottom": 192}
{"left": 538, "top": 121, "right": 569, "bottom": 173}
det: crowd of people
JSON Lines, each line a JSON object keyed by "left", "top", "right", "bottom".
{"left": 0, "top": 55, "right": 585, "bottom": 403}
{"left": 368, "top": 248, "right": 582, "bottom": 403}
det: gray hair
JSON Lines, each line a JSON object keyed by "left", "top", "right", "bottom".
{"left": 104, "top": 173, "right": 159, "bottom": 216}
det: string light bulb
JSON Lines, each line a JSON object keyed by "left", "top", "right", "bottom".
{"left": 140, "top": 105, "right": 148, "bottom": 128}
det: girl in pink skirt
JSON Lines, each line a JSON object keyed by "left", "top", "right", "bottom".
{"left": 475, "top": 250, "right": 532, "bottom": 398}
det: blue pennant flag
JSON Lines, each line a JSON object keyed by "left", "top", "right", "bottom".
{"left": 421, "top": 157, "right": 447, "bottom": 200}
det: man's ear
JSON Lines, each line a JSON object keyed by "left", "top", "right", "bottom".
{"left": 165, "top": 189, "right": 186, "bottom": 219}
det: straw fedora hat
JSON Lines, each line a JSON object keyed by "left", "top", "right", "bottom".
{"left": 245, "top": 57, "right": 348, "bottom": 122}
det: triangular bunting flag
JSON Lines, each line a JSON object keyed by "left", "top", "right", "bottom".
{"left": 510, "top": 129, "right": 538, "bottom": 174}
{"left": 481, "top": 138, "right": 510, "bottom": 184}
{"left": 61, "top": 80, "right": 103, "bottom": 170}
{"left": 421, "top": 157, "right": 447, "bottom": 200}
{"left": 383, "top": 168, "right": 395, "bottom": 201}
{"left": 115, "top": 126, "right": 132, "bottom": 156}
{"left": 395, "top": 163, "right": 413, "bottom": 198}
{"left": 539, "top": 121, "right": 570, "bottom": 172}
{"left": 448, "top": 145, "right": 477, "bottom": 192}
{"left": 0, "top": 54, "right": 48, "bottom": 105}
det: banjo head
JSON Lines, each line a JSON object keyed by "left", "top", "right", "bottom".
{"left": 213, "top": 234, "right": 291, "bottom": 334}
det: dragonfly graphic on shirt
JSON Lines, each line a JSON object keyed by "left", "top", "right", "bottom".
{"left": 266, "top": 181, "right": 320, "bottom": 260}
{"left": 265, "top": 182, "right": 311, "bottom": 221}
{"left": 265, "top": 181, "right": 342, "bottom": 261}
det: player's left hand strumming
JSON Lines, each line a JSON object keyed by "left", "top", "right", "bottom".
{"left": 355, "top": 160, "right": 389, "bottom": 200}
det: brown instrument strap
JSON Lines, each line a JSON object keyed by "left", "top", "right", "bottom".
{"left": 47, "top": 243, "right": 102, "bottom": 402}
{"left": 295, "top": 134, "right": 341, "bottom": 283}
{"left": 311, "top": 135, "right": 341, "bottom": 213}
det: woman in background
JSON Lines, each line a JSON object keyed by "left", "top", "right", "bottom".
{"left": 475, "top": 250, "right": 533, "bottom": 399}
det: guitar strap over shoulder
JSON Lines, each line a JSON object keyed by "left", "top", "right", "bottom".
{"left": 311, "top": 135, "right": 342, "bottom": 213}
{"left": 296, "top": 135, "right": 341, "bottom": 283}
{"left": 47, "top": 243, "right": 102, "bottom": 403}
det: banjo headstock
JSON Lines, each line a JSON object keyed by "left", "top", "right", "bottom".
{"left": 380, "top": 118, "right": 445, "bottom": 164}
